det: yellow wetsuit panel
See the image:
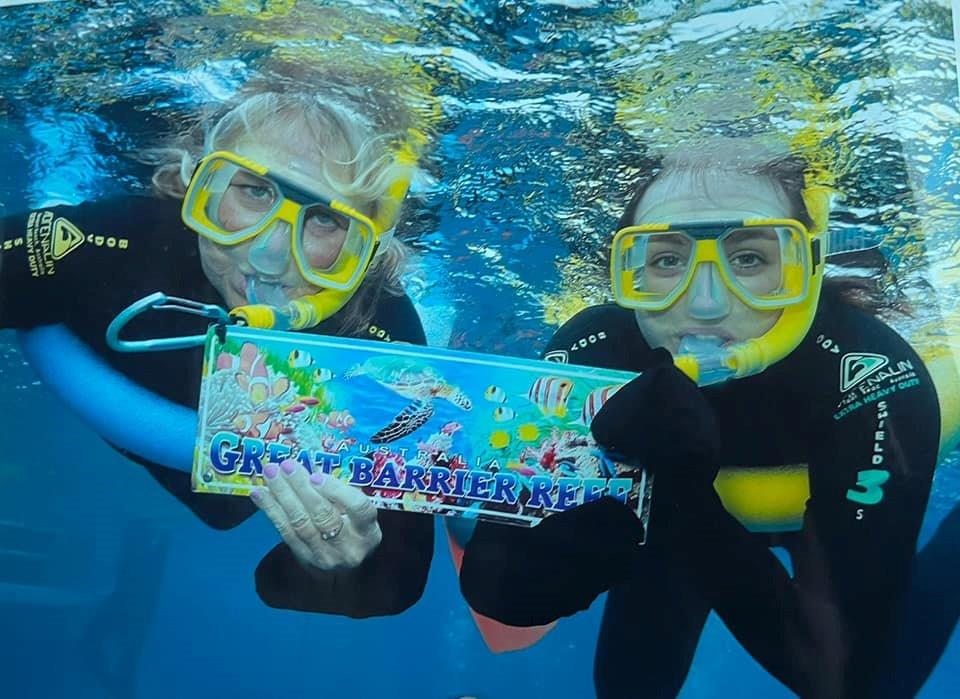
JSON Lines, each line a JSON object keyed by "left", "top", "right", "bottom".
{"left": 714, "top": 465, "right": 810, "bottom": 533}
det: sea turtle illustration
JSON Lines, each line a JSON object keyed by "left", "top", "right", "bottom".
{"left": 345, "top": 357, "right": 472, "bottom": 443}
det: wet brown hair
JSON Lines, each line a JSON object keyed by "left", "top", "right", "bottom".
{"left": 615, "top": 148, "right": 905, "bottom": 316}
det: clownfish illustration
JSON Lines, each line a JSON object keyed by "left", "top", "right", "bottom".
{"left": 235, "top": 342, "right": 289, "bottom": 407}
{"left": 233, "top": 412, "right": 279, "bottom": 439}
{"left": 579, "top": 385, "right": 621, "bottom": 425}
{"left": 319, "top": 410, "right": 355, "bottom": 430}
{"left": 484, "top": 385, "right": 507, "bottom": 403}
{"left": 288, "top": 349, "right": 314, "bottom": 368}
{"left": 527, "top": 377, "right": 573, "bottom": 417}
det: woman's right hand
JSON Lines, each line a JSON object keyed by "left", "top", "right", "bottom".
{"left": 251, "top": 459, "right": 383, "bottom": 572}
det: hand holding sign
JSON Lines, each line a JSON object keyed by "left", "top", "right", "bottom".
{"left": 252, "top": 459, "right": 382, "bottom": 571}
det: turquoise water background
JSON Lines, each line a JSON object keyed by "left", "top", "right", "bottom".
{"left": 2, "top": 0, "right": 960, "bottom": 697}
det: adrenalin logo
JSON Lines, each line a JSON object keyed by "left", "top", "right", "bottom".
{"left": 543, "top": 350, "right": 569, "bottom": 363}
{"left": 51, "top": 218, "right": 85, "bottom": 259}
{"left": 840, "top": 352, "right": 889, "bottom": 392}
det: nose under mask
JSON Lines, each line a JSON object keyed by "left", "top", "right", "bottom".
{"left": 686, "top": 263, "right": 731, "bottom": 320}
{"left": 247, "top": 221, "right": 292, "bottom": 278}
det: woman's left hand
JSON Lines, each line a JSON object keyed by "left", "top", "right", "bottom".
{"left": 591, "top": 348, "right": 719, "bottom": 476}
{"left": 251, "top": 458, "right": 383, "bottom": 571}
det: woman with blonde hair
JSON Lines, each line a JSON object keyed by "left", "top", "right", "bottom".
{"left": 0, "top": 84, "right": 435, "bottom": 616}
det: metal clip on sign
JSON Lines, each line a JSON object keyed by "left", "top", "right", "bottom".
{"left": 106, "top": 292, "right": 235, "bottom": 353}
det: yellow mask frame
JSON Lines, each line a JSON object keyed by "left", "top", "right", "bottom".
{"left": 611, "top": 218, "right": 813, "bottom": 313}
{"left": 181, "top": 141, "right": 417, "bottom": 331}
{"left": 182, "top": 150, "right": 380, "bottom": 293}
{"left": 609, "top": 182, "right": 831, "bottom": 384}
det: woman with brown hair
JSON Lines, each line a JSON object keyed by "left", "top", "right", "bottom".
{"left": 460, "top": 141, "right": 951, "bottom": 697}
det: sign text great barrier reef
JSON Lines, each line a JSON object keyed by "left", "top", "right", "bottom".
{"left": 192, "top": 327, "right": 652, "bottom": 535}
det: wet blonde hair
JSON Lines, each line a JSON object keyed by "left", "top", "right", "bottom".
{"left": 146, "top": 89, "right": 417, "bottom": 336}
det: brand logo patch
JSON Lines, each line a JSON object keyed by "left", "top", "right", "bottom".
{"left": 51, "top": 217, "right": 85, "bottom": 260}
{"left": 543, "top": 350, "right": 569, "bottom": 363}
{"left": 840, "top": 352, "right": 889, "bottom": 392}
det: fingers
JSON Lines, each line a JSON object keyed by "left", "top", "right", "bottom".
{"left": 250, "top": 480, "right": 318, "bottom": 565}
{"left": 279, "top": 464, "right": 344, "bottom": 538}
{"left": 256, "top": 461, "right": 340, "bottom": 562}
{"left": 250, "top": 460, "right": 383, "bottom": 571}
{"left": 316, "top": 473, "right": 379, "bottom": 537}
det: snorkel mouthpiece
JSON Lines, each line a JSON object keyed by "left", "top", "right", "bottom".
{"left": 229, "top": 288, "right": 354, "bottom": 331}
{"left": 675, "top": 273, "right": 824, "bottom": 387}
{"left": 246, "top": 278, "right": 289, "bottom": 308}
{"left": 676, "top": 336, "right": 736, "bottom": 386}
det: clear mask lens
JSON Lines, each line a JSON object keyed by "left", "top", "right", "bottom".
{"left": 615, "top": 225, "right": 808, "bottom": 310}
{"left": 204, "top": 164, "right": 281, "bottom": 235}
{"left": 186, "top": 155, "right": 377, "bottom": 291}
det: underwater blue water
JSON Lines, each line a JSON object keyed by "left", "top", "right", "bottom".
{"left": 10, "top": 337, "right": 956, "bottom": 699}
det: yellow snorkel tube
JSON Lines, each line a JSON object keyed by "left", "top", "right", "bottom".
{"left": 187, "top": 134, "right": 420, "bottom": 332}
{"left": 610, "top": 173, "right": 833, "bottom": 386}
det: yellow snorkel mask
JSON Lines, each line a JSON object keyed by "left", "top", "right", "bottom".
{"left": 181, "top": 146, "right": 414, "bottom": 331}
{"left": 610, "top": 183, "right": 831, "bottom": 385}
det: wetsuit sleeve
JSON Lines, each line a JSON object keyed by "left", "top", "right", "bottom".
{"left": 255, "top": 291, "right": 434, "bottom": 616}
{"left": 0, "top": 199, "right": 170, "bottom": 329}
{"left": 796, "top": 326, "right": 940, "bottom": 696}
{"left": 254, "top": 510, "right": 435, "bottom": 617}
{"left": 120, "top": 449, "right": 259, "bottom": 530}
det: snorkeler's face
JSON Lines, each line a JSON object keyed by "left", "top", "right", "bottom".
{"left": 197, "top": 134, "right": 359, "bottom": 309}
{"left": 631, "top": 170, "right": 792, "bottom": 354}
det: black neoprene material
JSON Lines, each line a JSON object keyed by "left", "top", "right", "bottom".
{"left": 460, "top": 290, "right": 942, "bottom": 698}
{"left": 1, "top": 197, "right": 435, "bottom": 616}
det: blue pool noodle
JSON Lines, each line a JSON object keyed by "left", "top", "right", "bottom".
{"left": 18, "top": 324, "right": 195, "bottom": 473}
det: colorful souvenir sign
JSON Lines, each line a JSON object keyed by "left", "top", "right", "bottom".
{"left": 193, "top": 326, "right": 651, "bottom": 536}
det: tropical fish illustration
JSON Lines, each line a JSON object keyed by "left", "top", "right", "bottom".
{"left": 312, "top": 367, "right": 334, "bottom": 383}
{"left": 579, "top": 385, "right": 622, "bottom": 425}
{"left": 233, "top": 411, "right": 285, "bottom": 440}
{"left": 484, "top": 385, "right": 507, "bottom": 403}
{"left": 493, "top": 406, "right": 515, "bottom": 422}
{"left": 288, "top": 349, "right": 314, "bottom": 368}
{"left": 234, "top": 342, "right": 289, "bottom": 407}
{"left": 527, "top": 377, "right": 573, "bottom": 417}
{"left": 212, "top": 343, "right": 292, "bottom": 439}
{"left": 318, "top": 410, "right": 355, "bottom": 430}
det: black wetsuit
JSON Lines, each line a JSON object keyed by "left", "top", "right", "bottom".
{"left": 0, "top": 196, "right": 435, "bottom": 617}
{"left": 460, "top": 290, "right": 942, "bottom": 698}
